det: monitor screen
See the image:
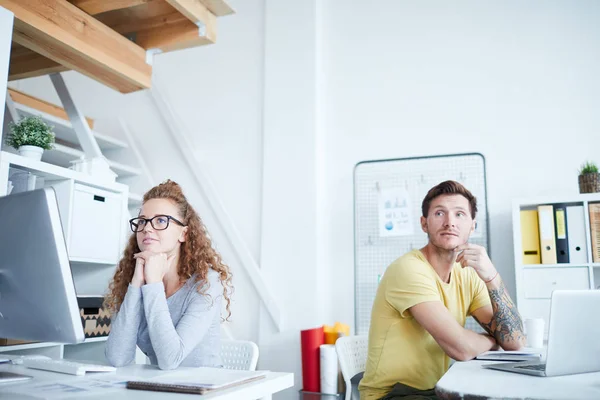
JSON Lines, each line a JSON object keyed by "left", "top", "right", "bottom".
{"left": 0, "top": 188, "right": 84, "bottom": 344}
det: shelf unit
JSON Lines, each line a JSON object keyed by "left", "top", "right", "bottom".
{"left": 0, "top": 149, "right": 128, "bottom": 359}
{"left": 512, "top": 193, "right": 600, "bottom": 338}
{"left": 0, "top": 87, "right": 152, "bottom": 361}
{"left": 10, "top": 102, "right": 145, "bottom": 211}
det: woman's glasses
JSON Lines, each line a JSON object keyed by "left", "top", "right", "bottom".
{"left": 129, "top": 215, "right": 186, "bottom": 232}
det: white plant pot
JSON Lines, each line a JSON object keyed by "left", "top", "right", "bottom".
{"left": 18, "top": 145, "right": 44, "bottom": 161}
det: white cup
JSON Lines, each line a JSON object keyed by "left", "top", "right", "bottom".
{"left": 26, "top": 174, "right": 37, "bottom": 191}
{"left": 525, "top": 318, "right": 545, "bottom": 348}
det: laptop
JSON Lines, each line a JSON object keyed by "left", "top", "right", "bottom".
{"left": 484, "top": 290, "right": 600, "bottom": 377}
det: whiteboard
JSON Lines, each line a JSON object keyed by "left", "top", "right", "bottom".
{"left": 354, "top": 153, "right": 489, "bottom": 335}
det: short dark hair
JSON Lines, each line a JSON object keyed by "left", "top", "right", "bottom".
{"left": 421, "top": 180, "right": 477, "bottom": 219}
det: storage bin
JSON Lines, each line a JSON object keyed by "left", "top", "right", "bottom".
{"left": 68, "top": 183, "right": 123, "bottom": 263}
{"left": 78, "top": 296, "right": 111, "bottom": 339}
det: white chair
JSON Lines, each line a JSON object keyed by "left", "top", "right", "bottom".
{"left": 220, "top": 339, "right": 259, "bottom": 371}
{"left": 336, "top": 335, "right": 368, "bottom": 400}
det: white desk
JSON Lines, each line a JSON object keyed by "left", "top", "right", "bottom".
{"left": 0, "top": 363, "right": 294, "bottom": 399}
{"left": 435, "top": 360, "right": 600, "bottom": 400}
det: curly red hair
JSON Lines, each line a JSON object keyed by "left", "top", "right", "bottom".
{"left": 105, "top": 180, "right": 233, "bottom": 320}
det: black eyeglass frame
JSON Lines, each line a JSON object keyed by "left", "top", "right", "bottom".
{"left": 129, "top": 215, "right": 186, "bottom": 233}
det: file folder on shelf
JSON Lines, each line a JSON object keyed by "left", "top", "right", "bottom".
{"left": 566, "top": 205, "right": 588, "bottom": 264}
{"left": 553, "top": 204, "right": 570, "bottom": 264}
{"left": 590, "top": 203, "right": 600, "bottom": 263}
{"left": 520, "top": 210, "right": 541, "bottom": 264}
{"left": 538, "top": 205, "right": 557, "bottom": 264}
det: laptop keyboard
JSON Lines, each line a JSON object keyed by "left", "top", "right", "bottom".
{"left": 515, "top": 364, "right": 546, "bottom": 371}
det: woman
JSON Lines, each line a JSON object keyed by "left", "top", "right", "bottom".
{"left": 105, "top": 180, "right": 233, "bottom": 370}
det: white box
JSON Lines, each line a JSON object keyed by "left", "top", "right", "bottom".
{"left": 68, "top": 183, "right": 123, "bottom": 263}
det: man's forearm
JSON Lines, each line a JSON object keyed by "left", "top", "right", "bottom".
{"left": 481, "top": 276, "right": 526, "bottom": 350}
{"left": 439, "top": 327, "right": 496, "bottom": 361}
{"left": 462, "top": 330, "right": 497, "bottom": 360}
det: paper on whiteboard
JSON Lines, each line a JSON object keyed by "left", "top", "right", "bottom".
{"left": 379, "top": 188, "right": 413, "bottom": 237}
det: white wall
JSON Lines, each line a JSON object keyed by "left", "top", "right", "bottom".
{"left": 259, "top": 0, "right": 324, "bottom": 393}
{"left": 8, "top": 1, "right": 600, "bottom": 398}
{"left": 321, "top": 0, "right": 600, "bottom": 331}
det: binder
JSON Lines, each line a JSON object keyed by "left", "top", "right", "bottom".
{"left": 590, "top": 203, "right": 600, "bottom": 263}
{"left": 553, "top": 203, "right": 570, "bottom": 263}
{"left": 520, "top": 210, "right": 541, "bottom": 264}
{"left": 538, "top": 205, "right": 557, "bottom": 264}
{"left": 566, "top": 205, "right": 588, "bottom": 264}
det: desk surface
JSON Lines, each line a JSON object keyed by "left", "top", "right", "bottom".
{"left": 0, "top": 363, "right": 294, "bottom": 399}
{"left": 435, "top": 360, "right": 600, "bottom": 400}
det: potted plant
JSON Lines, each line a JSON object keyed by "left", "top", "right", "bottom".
{"left": 5, "top": 116, "right": 55, "bottom": 161}
{"left": 578, "top": 161, "right": 600, "bottom": 193}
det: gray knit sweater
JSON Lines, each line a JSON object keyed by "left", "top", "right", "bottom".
{"left": 105, "top": 269, "right": 222, "bottom": 369}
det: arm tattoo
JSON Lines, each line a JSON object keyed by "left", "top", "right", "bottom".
{"left": 477, "top": 281, "right": 525, "bottom": 345}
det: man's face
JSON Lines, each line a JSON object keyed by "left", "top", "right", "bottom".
{"left": 420, "top": 194, "right": 475, "bottom": 251}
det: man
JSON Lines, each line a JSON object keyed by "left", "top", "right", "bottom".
{"left": 359, "top": 180, "right": 525, "bottom": 400}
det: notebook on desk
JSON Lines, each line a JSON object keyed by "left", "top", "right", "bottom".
{"left": 476, "top": 349, "right": 542, "bottom": 362}
{"left": 126, "top": 367, "right": 268, "bottom": 394}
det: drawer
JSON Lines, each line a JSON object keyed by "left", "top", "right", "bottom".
{"left": 69, "top": 184, "right": 123, "bottom": 263}
{"left": 523, "top": 268, "right": 589, "bottom": 299}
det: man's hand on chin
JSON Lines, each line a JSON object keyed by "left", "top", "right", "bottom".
{"left": 455, "top": 243, "right": 497, "bottom": 282}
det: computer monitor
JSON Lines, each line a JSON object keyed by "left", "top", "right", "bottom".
{"left": 0, "top": 188, "right": 85, "bottom": 344}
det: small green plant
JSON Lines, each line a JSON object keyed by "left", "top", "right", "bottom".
{"left": 579, "top": 161, "right": 599, "bottom": 175}
{"left": 5, "top": 116, "right": 55, "bottom": 150}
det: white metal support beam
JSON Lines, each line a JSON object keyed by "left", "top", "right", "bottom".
{"left": 0, "top": 6, "right": 14, "bottom": 144}
{"left": 49, "top": 73, "right": 101, "bottom": 158}
{"left": 50, "top": 73, "right": 116, "bottom": 182}
{"left": 148, "top": 79, "right": 282, "bottom": 332}
{"left": 3, "top": 92, "right": 20, "bottom": 151}
{"left": 4, "top": 91, "right": 19, "bottom": 124}
{"left": 0, "top": 7, "right": 14, "bottom": 196}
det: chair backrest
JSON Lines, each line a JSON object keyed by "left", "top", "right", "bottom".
{"left": 336, "top": 335, "right": 368, "bottom": 400}
{"left": 220, "top": 339, "right": 259, "bottom": 371}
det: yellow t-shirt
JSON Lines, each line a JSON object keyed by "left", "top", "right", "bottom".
{"left": 359, "top": 249, "right": 490, "bottom": 400}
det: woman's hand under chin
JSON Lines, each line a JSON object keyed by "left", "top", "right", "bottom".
{"left": 134, "top": 251, "right": 175, "bottom": 284}
{"left": 131, "top": 257, "right": 145, "bottom": 287}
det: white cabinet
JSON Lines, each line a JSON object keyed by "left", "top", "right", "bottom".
{"left": 522, "top": 267, "right": 590, "bottom": 299}
{"left": 512, "top": 195, "right": 600, "bottom": 338}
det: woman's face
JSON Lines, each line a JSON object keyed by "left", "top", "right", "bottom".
{"left": 135, "top": 198, "right": 187, "bottom": 254}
